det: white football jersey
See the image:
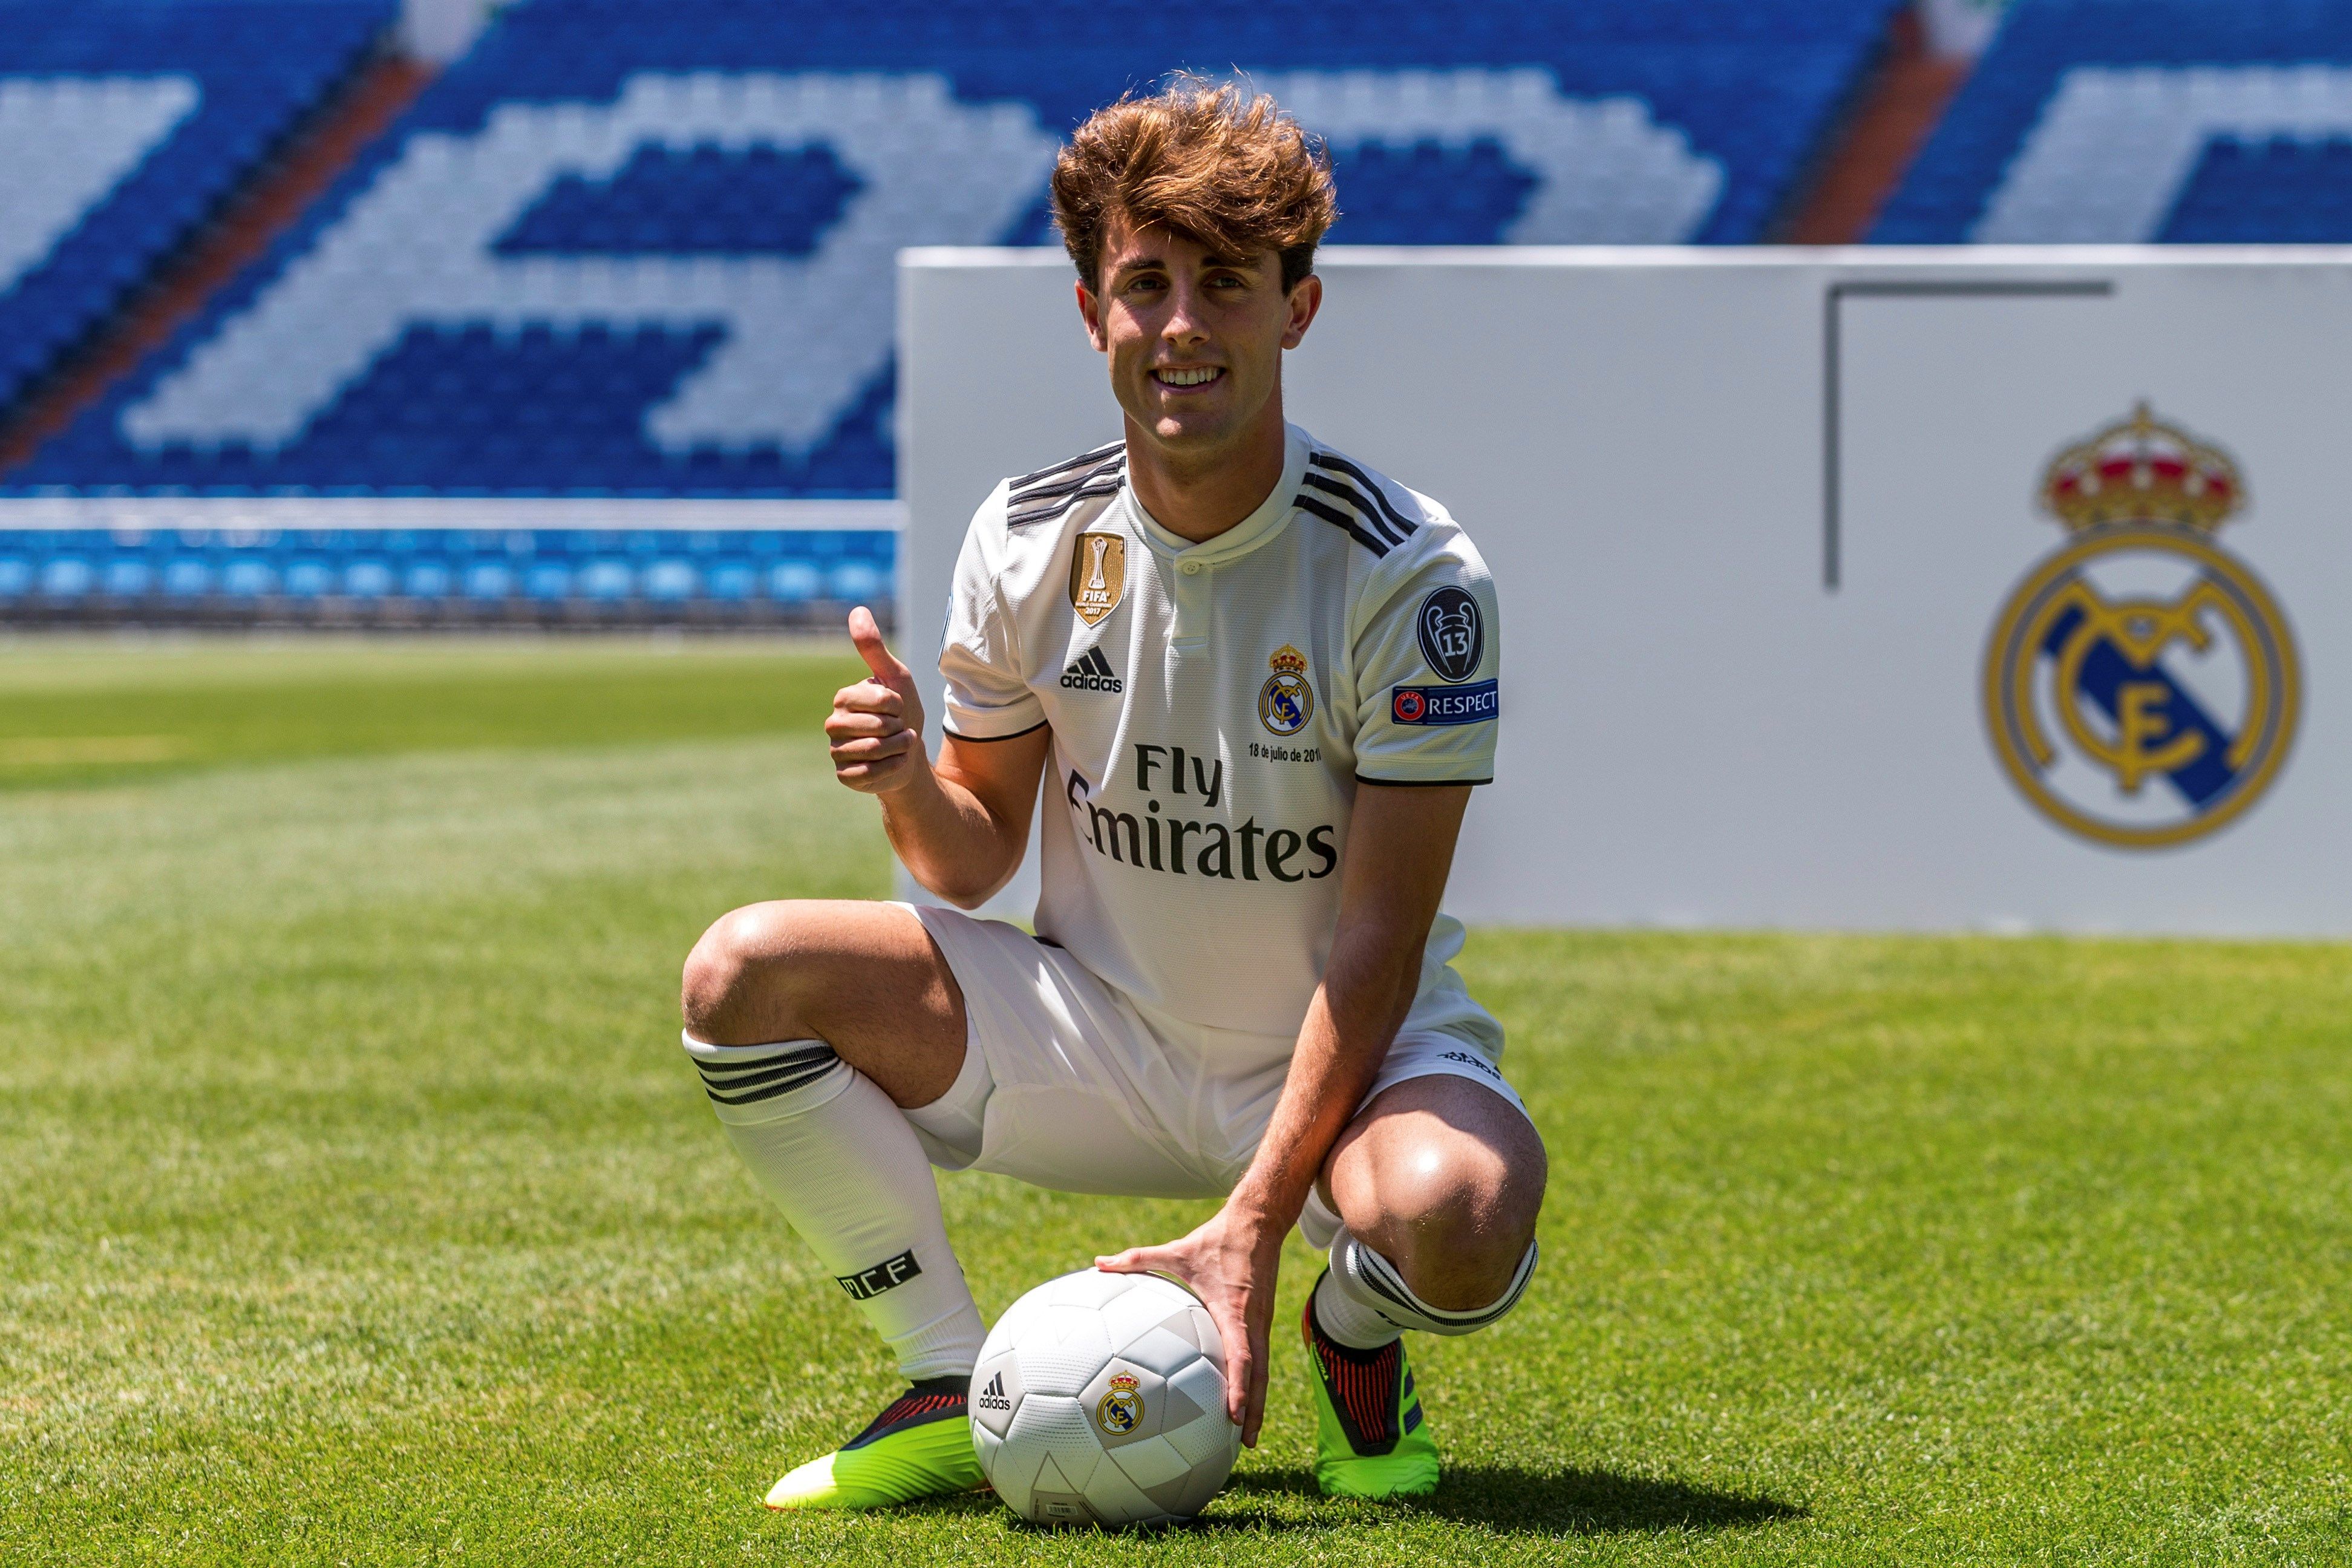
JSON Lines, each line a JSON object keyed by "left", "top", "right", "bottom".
{"left": 939, "top": 423, "right": 1502, "bottom": 1070}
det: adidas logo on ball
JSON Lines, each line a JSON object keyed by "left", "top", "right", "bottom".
{"left": 975, "top": 1371, "right": 1012, "bottom": 1413}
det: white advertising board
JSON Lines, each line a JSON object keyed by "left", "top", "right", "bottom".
{"left": 899, "top": 247, "right": 2352, "bottom": 935}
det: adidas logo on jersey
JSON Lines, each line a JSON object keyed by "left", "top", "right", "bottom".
{"left": 1060, "top": 647, "right": 1123, "bottom": 693}
{"left": 975, "top": 1371, "right": 1011, "bottom": 1413}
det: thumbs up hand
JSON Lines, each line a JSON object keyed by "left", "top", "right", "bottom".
{"left": 827, "top": 606, "right": 929, "bottom": 794}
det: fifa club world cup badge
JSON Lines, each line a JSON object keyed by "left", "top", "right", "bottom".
{"left": 1983, "top": 403, "right": 2300, "bottom": 849}
{"left": 1096, "top": 1371, "right": 1143, "bottom": 1436}
{"left": 1069, "top": 532, "right": 1126, "bottom": 627}
{"left": 1259, "top": 644, "right": 1315, "bottom": 736}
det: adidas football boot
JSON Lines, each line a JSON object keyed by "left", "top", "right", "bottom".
{"left": 1301, "top": 1280, "right": 1440, "bottom": 1499}
{"left": 763, "top": 1376, "right": 986, "bottom": 1510}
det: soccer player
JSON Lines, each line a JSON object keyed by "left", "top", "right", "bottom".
{"left": 678, "top": 81, "right": 1546, "bottom": 1508}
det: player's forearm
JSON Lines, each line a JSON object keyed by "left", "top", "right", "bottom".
{"left": 877, "top": 754, "right": 1025, "bottom": 907}
{"left": 1226, "top": 918, "right": 1426, "bottom": 1230}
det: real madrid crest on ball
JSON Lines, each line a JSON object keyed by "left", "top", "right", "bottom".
{"left": 1259, "top": 644, "right": 1315, "bottom": 736}
{"left": 1096, "top": 1371, "right": 1143, "bottom": 1436}
{"left": 1983, "top": 403, "right": 2300, "bottom": 850}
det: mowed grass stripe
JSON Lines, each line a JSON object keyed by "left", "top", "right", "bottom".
{"left": 3, "top": 642, "right": 2348, "bottom": 1565}
{"left": 0, "top": 636, "right": 863, "bottom": 790}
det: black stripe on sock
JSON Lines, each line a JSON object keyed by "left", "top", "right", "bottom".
{"left": 695, "top": 1056, "right": 836, "bottom": 1094}
{"left": 693, "top": 1045, "right": 837, "bottom": 1086}
{"left": 690, "top": 1042, "right": 835, "bottom": 1073}
{"left": 1355, "top": 1241, "right": 1537, "bottom": 1329}
{"left": 701, "top": 1060, "right": 840, "bottom": 1105}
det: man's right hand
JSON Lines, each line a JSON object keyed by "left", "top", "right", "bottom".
{"left": 827, "top": 606, "right": 928, "bottom": 794}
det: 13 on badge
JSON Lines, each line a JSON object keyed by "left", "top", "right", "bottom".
{"left": 1983, "top": 404, "right": 2299, "bottom": 850}
{"left": 1069, "top": 532, "right": 1125, "bottom": 627}
{"left": 1417, "top": 586, "right": 1484, "bottom": 682}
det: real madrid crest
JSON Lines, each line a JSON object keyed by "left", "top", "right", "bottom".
{"left": 1096, "top": 1372, "right": 1143, "bottom": 1436}
{"left": 1069, "top": 532, "right": 1126, "bottom": 627}
{"left": 1983, "top": 403, "right": 2300, "bottom": 850}
{"left": 1259, "top": 644, "right": 1315, "bottom": 736}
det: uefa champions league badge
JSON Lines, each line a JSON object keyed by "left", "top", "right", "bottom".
{"left": 1983, "top": 403, "right": 2300, "bottom": 850}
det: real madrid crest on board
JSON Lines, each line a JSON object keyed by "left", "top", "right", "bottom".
{"left": 1096, "top": 1371, "right": 1143, "bottom": 1436}
{"left": 1259, "top": 644, "right": 1315, "bottom": 736}
{"left": 1983, "top": 403, "right": 2300, "bottom": 850}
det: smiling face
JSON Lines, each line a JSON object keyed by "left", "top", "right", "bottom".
{"left": 1077, "top": 215, "right": 1321, "bottom": 468}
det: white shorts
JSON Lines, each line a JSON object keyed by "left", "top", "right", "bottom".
{"left": 899, "top": 903, "right": 1529, "bottom": 1206}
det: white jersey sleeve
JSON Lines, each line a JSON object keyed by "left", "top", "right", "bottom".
{"left": 939, "top": 482, "right": 1047, "bottom": 740}
{"left": 1350, "top": 510, "right": 1501, "bottom": 786}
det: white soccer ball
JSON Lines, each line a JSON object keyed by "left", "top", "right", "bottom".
{"left": 969, "top": 1268, "right": 1240, "bottom": 1527}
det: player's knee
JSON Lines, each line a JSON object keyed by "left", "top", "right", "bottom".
{"left": 680, "top": 904, "right": 799, "bottom": 1044}
{"left": 1345, "top": 1132, "right": 1545, "bottom": 1311}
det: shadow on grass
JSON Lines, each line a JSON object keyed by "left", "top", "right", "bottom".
{"left": 1210, "top": 1464, "right": 1803, "bottom": 1535}
{"left": 986, "top": 1465, "right": 1802, "bottom": 1537}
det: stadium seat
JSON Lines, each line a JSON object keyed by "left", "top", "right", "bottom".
{"left": 0, "top": 0, "right": 394, "bottom": 416}
{"left": 10, "top": 0, "right": 1898, "bottom": 500}
{"left": 1878, "top": 0, "right": 2352, "bottom": 243}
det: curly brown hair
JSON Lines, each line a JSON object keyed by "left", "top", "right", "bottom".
{"left": 1051, "top": 79, "right": 1338, "bottom": 293}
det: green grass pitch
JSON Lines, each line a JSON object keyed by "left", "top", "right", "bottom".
{"left": 4, "top": 636, "right": 2348, "bottom": 1565}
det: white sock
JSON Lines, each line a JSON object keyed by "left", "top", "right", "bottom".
{"left": 684, "top": 1033, "right": 985, "bottom": 1380}
{"left": 1316, "top": 1226, "right": 1540, "bottom": 1348}
{"left": 1313, "top": 1266, "right": 1401, "bottom": 1350}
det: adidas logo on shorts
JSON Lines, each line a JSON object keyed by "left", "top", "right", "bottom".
{"left": 1060, "top": 646, "right": 1122, "bottom": 693}
{"left": 975, "top": 1371, "right": 1012, "bottom": 1412}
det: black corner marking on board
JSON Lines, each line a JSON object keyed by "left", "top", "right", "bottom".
{"left": 1821, "top": 278, "right": 2114, "bottom": 593}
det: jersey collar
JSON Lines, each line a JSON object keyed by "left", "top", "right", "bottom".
{"left": 1124, "top": 423, "right": 1313, "bottom": 567}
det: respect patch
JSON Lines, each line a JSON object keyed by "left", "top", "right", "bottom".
{"left": 1391, "top": 679, "right": 1498, "bottom": 726}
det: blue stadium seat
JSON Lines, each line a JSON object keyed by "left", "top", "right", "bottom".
{"left": 162, "top": 557, "right": 212, "bottom": 597}
{"left": 221, "top": 557, "right": 275, "bottom": 597}
{"left": 345, "top": 557, "right": 393, "bottom": 598}
{"left": 283, "top": 557, "right": 333, "bottom": 598}
{"left": 523, "top": 560, "right": 572, "bottom": 601}
{"left": 39, "top": 556, "right": 93, "bottom": 597}
{"left": 768, "top": 560, "right": 822, "bottom": 603}
{"left": 0, "top": 1, "right": 394, "bottom": 416}
{"left": 1879, "top": 0, "right": 2352, "bottom": 243}
{"left": 103, "top": 557, "right": 154, "bottom": 596}
{"left": 11, "top": 0, "right": 1896, "bottom": 499}
{"left": 401, "top": 560, "right": 451, "bottom": 597}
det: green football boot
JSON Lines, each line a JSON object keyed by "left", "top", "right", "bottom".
{"left": 764, "top": 1376, "right": 987, "bottom": 1511}
{"left": 1301, "top": 1279, "right": 1441, "bottom": 1499}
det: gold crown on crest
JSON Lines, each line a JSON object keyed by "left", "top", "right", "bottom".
{"left": 1107, "top": 1373, "right": 1138, "bottom": 1392}
{"left": 2041, "top": 402, "right": 2244, "bottom": 532}
{"left": 1268, "top": 644, "right": 1308, "bottom": 675}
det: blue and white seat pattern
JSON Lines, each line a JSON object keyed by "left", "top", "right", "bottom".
{"left": 1880, "top": 0, "right": 2352, "bottom": 243}
{"left": 11, "top": 0, "right": 1896, "bottom": 498}
{"left": 0, "top": 527, "right": 893, "bottom": 624}
{"left": 0, "top": 1, "right": 392, "bottom": 414}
